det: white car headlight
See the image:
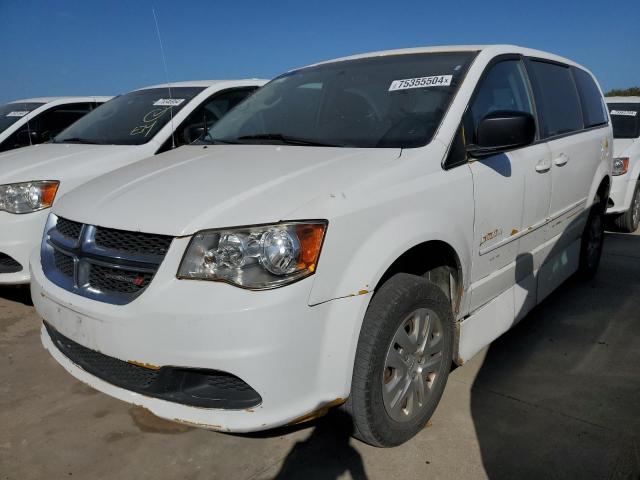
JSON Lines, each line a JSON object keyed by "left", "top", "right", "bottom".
{"left": 612, "top": 157, "right": 629, "bottom": 176}
{"left": 178, "top": 221, "right": 327, "bottom": 289}
{"left": 0, "top": 181, "right": 59, "bottom": 214}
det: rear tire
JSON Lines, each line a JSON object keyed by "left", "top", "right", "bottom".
{"left": 346, "top": 273, "right": 453, "bottom": 447}
{"left": 612, "top": 181, "right": 640, "bottom": 233}
{"left": 578, "top": 195, "right": 606, "bottom": 280}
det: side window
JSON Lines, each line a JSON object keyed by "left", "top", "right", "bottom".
{"left": 527, "top": 61, "right": 583, "bottom": 138}
{"left": 573, "top": 68, "right": 608, "bottom": 128}
{"left": 176, "top": 88, "right": 258, "bottom": 146}
{"left": 31, "top": 103, "right": 96, "bottom": 141}
{"left": 465, "top": 60, "right": 534, "bottom": 144}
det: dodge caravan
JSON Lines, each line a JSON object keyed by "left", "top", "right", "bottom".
{"left": 605, "top": 96, "right": 640, "bottom": 232}
{"left": 0, "top": 96, "right": 110, "bottom": 152}
{"left": 0, "top": 80, "right": 265, "bottom": 283}
{"left": 32, "top": 46, "right": 611, "bottom": 447}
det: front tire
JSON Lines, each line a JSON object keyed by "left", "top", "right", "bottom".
{"left": 346, "top": 273, "right": 453, "bottom": 447}
{"left": 612, "top": 181, "right": 640, "bottom": 233}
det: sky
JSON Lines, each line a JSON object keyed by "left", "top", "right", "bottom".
{"left": 0, "top": 0, "right": 638, "bottom": 104}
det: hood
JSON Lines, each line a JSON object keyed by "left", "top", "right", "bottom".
{"left": 612, "top": 138, "right": 637, "bottom": 157}
{"left": 0, "top": 143, "right": 136, "bottom": 185}
{"left": 54, "top": 145, "right": 401, "bottom": 236}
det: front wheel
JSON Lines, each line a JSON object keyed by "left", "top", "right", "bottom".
{"left": 578, "top": 196, "right": 606, "bottom": 279}
{"left": 613, "top": 181, "right": 640, "bottom": 233}
{"left": 346, "top": 273, "right": 453, "bottom": 447}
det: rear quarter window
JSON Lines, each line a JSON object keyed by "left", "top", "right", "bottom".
{"left": 573, "top": 68, "right": 608, "bottom": 128}
{"left": 527, "top": 60, "right": 584, "bottom": 138}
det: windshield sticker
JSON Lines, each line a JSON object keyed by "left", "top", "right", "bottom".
{"left": 6, "top": 111, "right": 30, "bottom": 117}
{"left": 609, "top": 110, "right": 637, "bottom": 117}
{"left": 130, "top": 107, "right": 169, "bottom": 137}
{"left": 389, "top": 75, "right": 452, "bottom": 91}
{"left": 153, "top": 98, "right": 185, "bottom": 107}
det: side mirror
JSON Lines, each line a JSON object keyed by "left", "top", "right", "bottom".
{"left": 466, "top": 110, "right": 535, "bottom": 158}
{"left": 16, "top": 129, "right": 42, "bottom": 146}
{"left": 183, "top": 124, "right": 206, "bottom": 144}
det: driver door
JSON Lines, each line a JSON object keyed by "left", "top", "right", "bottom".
{"left": 467, "top": 58, "right": 552, "bottom": 316}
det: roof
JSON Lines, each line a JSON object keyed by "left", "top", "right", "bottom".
{"left": 8, "top": 96, "right": 112, "bottom": 104}
{"left": 605, "top": 96, "right": 640, "bottom": 103}
{"left": 136, "top": 79, "right": 267, "bottom": 90}
{"left": 303, "top": 44, "right": 586, "bottom": 72}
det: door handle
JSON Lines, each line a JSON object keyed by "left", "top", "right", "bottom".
{"left": 535, "top": 160, "right": 551, "bottom": 173}
{"left": 554, "top": 154, "right": 568, "bottom": 167}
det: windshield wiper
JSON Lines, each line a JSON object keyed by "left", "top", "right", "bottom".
{"left": 236, "top": 133, "right": 340, "bottom": 147}
{"left": 55, "top": 137, "right": 101, "bottom": 145}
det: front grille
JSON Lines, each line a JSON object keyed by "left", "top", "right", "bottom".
{"left": 0, "top": 253, "right": 23, "bottom": 274}
{"left": 53, "top": 250, "right": 74, "bottom": 278}
{"left": 88, "top": 264, "right": 154, "bottom": 295}
{"left": 95, "top": 227, "right": 172, "bottom": 257}
{"left": 56, "top": 217, "right": 83, "bottom": 240}
{"left": 42, "top": 216, "right": 172, "bottom": 305}
{"left": 45, "top": 322, "right": 262, "bottom": 409}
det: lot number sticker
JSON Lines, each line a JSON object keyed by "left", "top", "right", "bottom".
{"left": 6, "top": 111, "right": 29, "bottom": 117}
{"left": 153, "top": 98, "right": 185, "bottom": 106}
{"left": 609, "top": 110, "right": 637, "bottom": 116}
{"left": 389, "top": 75, "right": 452, "bottom": 91}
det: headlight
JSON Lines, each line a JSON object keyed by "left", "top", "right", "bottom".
{"left": 178, "top": 221, "right": 327, "bottom": 289}
{"left": 612, "top": 157, "right": 629, "bottom": 176}
{"left": 0, "top": 181, "right": 59, "bottom": 214}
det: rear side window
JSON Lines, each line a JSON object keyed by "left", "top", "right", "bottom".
{"left": 528, "top": 60, "right": 583, "bottom": 138}
{"left": 573, "top": 68, "right": 608, "bottom": 128}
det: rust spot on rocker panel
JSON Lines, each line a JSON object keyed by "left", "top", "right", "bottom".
{"left": 287, "top": 398, "right": 346, "bottom": 426}
{"left": 511, "top": 229, "right": 519, "bottom": 236}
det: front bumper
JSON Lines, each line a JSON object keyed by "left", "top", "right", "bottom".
{"left": 0, "top": 209, "right": 49, "bottom": 284}
{"left": 31, "top": 241, "right": 371, "bottom": 432}
{"left": 607, "top": 174, "right": 636, "bottom": 214}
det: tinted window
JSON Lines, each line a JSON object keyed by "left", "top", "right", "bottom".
{"left": 0, "top": 102, "right": 44, "bottom": 133}
{"left": 207, "top": 52, "right": 477, "bottom": 148}
{"left": 573, "top": 69, "right": 608, "bottom": 128}
{"left": 467, "top": 60, "right": 534, "bottom": 143}
{"left": 528, "top": 60, "right": 583, "bottom": 138}
{"left": 31, "top": 103, "right": 97, "bottom": 141}
{"left": 54, "top": 87, "right": 204, "bottom": 145}
{"left": 607, "top": 103, "right": 640, "bottom": 139}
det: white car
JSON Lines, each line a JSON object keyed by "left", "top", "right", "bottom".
{"left": 32, "top": 45, "right": 612, "bottom": 447}
{"left": 0, "top": 97, "right": 111, "bottom": 152}
{"left": 605, "top": 96, "right": 640, "bottom": 232}
{"left": 0, "top": 80, "right": 265, "bottom": 283}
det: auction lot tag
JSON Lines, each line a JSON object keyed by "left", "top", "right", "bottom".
{"left": 389, "top": 75, "right": 452, "bottom": 91}
{"left": 153, "top": 98, "right": 185, "bottom": 106}
{"left": 6, "top": 111, "right": 29, "bottom": 117}
{"left": 610, "top": 110, "right": 638, "bottom": 116}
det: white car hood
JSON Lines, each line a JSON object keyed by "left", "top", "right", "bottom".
{"left": 55, "top": 145, "right": 401, "bottom": 236}
{"left": 0, "top": 143, "right": 136, "bottom": 184}
{"left": 612, "top": 138, "right": 637, "bottom": 157}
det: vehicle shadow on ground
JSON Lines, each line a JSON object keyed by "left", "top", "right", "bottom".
{"left": 265, "top": 410, "right": 368, "bottom": 479}
{"left": 471, "top": 232, "right": 640, "bottom": 479}
{"left": 0, "top": 285, "right": 33, "bottom": 306}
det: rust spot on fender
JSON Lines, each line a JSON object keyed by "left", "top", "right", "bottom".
{"left": 287, "top": 398, "right": 346, "bottom": 426}
{"left": 357, "top": 289, "right": 369, "bottom": 295}
{"left": 511, "top": 229, "right": 519, "bottom": 236}
{"left": 127, "top": 360, "right": 161, "bottom": 370}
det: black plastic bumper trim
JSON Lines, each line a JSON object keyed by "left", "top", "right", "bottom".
{"left": 44, "top": 321, "right": 262, "bottom": 409}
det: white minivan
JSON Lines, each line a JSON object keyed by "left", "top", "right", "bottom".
{"left": 0, "top": 97, "right": 111, "bottom": 152}
{"left": 605, "top": 97, "right": 640, "bottom": 232}
{"left": 32, "top": 45, "right": 611, "bottom": 447}
{"left": 0, "top": 80, "right": 265, "bottom": 283}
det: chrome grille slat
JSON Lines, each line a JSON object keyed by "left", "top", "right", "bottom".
{"left": 42, "top": 215, "right": 172, "bottom": 305}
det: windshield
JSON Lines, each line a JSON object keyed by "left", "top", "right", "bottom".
{"left": 0, "top": 102, "right": 44, "bottom": 133}
{"left": 608, "top": 103, "right": 640, "bottom": 139}
{"left": 54, "top": 87, "right": 204, "bottom": 145}
{"left": 206, "top": 52, "right": 476, "bottom": 148}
